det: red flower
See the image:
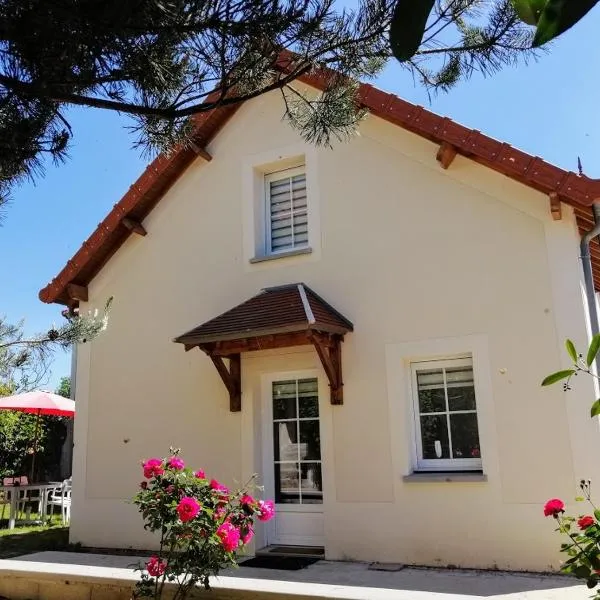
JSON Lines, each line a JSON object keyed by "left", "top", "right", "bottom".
{"left": 142, "top": 458, "right": 164, "bottom": 479}
{"left": 194, "top": 469, "right": 206, "bottom": 479}
{"left": 176, "top": 497, "right": 201, "bottom": 522}
{"left": 543, "top": 498, "right": 565, "bottom": 517}
{"left": 146, "top": 555, "right": 166, "bottom": 577}
{"left": 257, "top": 499, "right": 275, "bottom": 522}
{"left": 578, "top": 515, "right": 595, "bottom": 530}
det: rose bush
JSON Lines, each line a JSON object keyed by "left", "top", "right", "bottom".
{"left": 132, "top": 449, "right": 274, "bottom": 599}
{"left": 544, "top": 481, "right": 600, "bottom": 595}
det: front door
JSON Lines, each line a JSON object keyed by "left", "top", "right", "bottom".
{"left": 263, "top": 375, "right": 324, "bottom": 547}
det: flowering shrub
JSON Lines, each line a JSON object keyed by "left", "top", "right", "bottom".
{"left": 544, "top": 481, "right": 600, "bottom": 595}
{"left": 132, "top": 449, "right": 274, "bottom": 599}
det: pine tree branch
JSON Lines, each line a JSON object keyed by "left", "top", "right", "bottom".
{"left": 0, "top": 65, "right": 313, "bottom": 118}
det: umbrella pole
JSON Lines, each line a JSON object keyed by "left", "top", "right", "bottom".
{"left": 30, "top": 409, "right": 41, "bottom": 482}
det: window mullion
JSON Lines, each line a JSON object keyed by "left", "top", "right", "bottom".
{"left": 443, "top": 368, "right": 453, "bottom": 460}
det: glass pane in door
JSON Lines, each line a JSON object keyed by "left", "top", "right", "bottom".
{"left": 272, "top": 378, "right": 322, "bottom": 505}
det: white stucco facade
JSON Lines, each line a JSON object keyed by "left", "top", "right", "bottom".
{"left": 69, "top": 88, "right": 600, "bottom": 571}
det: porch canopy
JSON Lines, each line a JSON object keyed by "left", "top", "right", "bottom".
{"left": 174, "top": 283, "right": 353, "bottom": 411}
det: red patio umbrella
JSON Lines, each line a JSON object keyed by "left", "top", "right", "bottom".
{"left": 0, "top": 391, "right": 75, "bottom": 481}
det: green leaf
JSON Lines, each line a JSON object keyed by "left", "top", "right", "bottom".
{"left": 576, "top": 497, "right": 585, "bottom": 502}
{"left": 533, "top": 0, "right": 600, "bottom": 47}
{"left": 512, "top": 0, "right": 547, "bottom": 24}
{"left": 541, "top": 369, "right": 575, "bottom": 386}
{"left": 389, "top": 0, "right": 436, "bottom": 62}
{"left": 588, "top": 335, "right": 600, "bottom": 367}
{"left": 591, "top": 400, "right": 600, "bottom": 418}
{"left": 566, "top": 339, "right": 578, "bottom": 362}
{"left": 588, "top": 576, "right": 598, "bottom": 589}
{"left": 575, "top": 565, "right": 592, "bottom": 579}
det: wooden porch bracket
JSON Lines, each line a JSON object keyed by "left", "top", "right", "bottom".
{"left": 549, "top": 192, "right": 562, "bottom": 220}
{"left": 436, "top": 142, "right": 457, "bottom": 170}
{"left": 66, "top": 283, "right": 88, "bottom": 302}
{"left": 122, "top": 217, "right": 147, "bottom": 236}
{"left": 209, "top": 353, "right": 241, "bottom": 412}
{"left": 310, "top": 333, "right": 344, "bottom": 405}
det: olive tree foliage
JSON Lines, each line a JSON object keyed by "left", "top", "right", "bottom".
{"left": 0, "top": 0, "right": 539, "bottom": 210}
{"left": 0, "top": 298, "right": 111, "bottom": 394}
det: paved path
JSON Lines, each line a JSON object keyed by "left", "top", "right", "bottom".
{"left": 9, "top": 552, "right": 591, "bottom": 599}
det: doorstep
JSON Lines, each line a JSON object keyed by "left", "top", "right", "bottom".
{"left": 257, "top": 545, "right": 325, "bottom": 558}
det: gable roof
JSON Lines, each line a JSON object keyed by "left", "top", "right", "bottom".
{"left": 39, "top": 54, "right": 600, "bottom": 305}
{"left": 174, "top": 283, "right": 353, "bottom": 348}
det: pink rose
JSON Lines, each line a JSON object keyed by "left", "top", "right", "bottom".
{"left": 240, "top": 494, "right": 256, "bottom": 507}
{"left": 217, "top": 522, "right": 240, "bottom": 552}
{"left": 543, "top": 498, "right": 565, "bottom": 517}
{"left": 214, "top": 506, "right": 226, "bottom": 519}
{"left": 146, "top": 555, "right": 166, "bottom": 577}
{"left": 168, "top": 456, "right": 185, "bottom": 470}
{"left": 257, "top": 499, "right": 275, "bottom": 522}
{"left": 195, "top": 469, "right": 206, "bottom": 479}
{"left": 241, "top": 525, "right": 254, "bottom": 545}
{"left": 578, "top": 515, "right": 595, "bottom": 530}
{"left": 177, "top": 496, "right": 201, "bottom": 522}
{"left": 210, "top": 479, "right": 229, "bottom": 494}
{"left": 166, "top": 485, "right": 175, "bottom": 494}
{"left": 143, "top": 458, "right": 164, "bottom": 479}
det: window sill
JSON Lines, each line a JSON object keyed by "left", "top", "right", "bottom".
{"left": 250, "top": 247, "right": 312, "bottom": 264}
{"left": 403, "top": 472, "right": 487, "bottom": 483}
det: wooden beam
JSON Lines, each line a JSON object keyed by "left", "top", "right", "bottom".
{"left": 66, "top": 283, "right": 88, "bottom": 302}
{"left": 204, "top": 331, "right": 313, "bottom": 356}
{"left": 436, "top": 142, "right": 457, "bottom": 170}
{"left": 122, "top": 217, "right": 147, "bottom": 236}
{"left": 189, "top": 142, "right": 213, "bottom": 162}
{"left": 549, "top": 192, "right": 562, "bottom": 221}
{"left": 209, "top": 354, "right": 242, "bottom": 412}
{"left": 310, "top": 334, "right": 344, "bottom": 405}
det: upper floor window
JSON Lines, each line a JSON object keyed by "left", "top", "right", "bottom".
{"left": 411, "top": 357, "right": 482, "bottom": 471}
{"left": 265, "top": 167, "right": 308, "bottom": 255}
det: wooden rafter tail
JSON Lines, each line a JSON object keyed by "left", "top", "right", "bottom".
{"left": 189, "top": 142, "right": 213, "bottom": 162}
{"left": 310, "top": 332, "right": 344, "bottom": 405}
{"left": 549, "top": 192, "right": 562, "bottom": 221}
{"left": 66, "top": 283, "right": 88, "bottom": 302}
{"left": 122, "top": 217, "right": 147, "bottom": 236}
{"left": 209, "top": 353, "right": 241, "bottom": 412}
{"left": 436, "top": 142, "right": 457, "bottom": 170}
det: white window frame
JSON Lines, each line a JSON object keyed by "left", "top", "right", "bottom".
{"left": 264, "top": 166, "right": 308, "bottom": 256}
{"left": 411, "top": 356, "right": 482, "bottom": 472}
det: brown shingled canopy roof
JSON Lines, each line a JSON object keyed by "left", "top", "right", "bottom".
{"left": 174, "top": 283, "right": 353, "bottom": 347}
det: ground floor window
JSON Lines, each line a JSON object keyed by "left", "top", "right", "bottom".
{"left": 411, "top": 357, "right": 482, "bottom": 471}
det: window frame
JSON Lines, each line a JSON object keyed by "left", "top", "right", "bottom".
{"left": 264, "top": 165, "right": 308, "bottom": 256}
{"left": 410, "top": 356, "right": 482, "bottom": 472}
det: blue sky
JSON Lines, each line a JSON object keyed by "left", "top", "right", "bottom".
{"left": 1, "top": 9, "right": 599, "bottom": 390}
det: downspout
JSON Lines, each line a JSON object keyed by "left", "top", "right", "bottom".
{"left": 580, "top": 203, "right": 600, "bottom": 365}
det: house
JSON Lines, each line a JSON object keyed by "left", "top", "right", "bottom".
{"left": 40, "top": 66, "right": 600, "bottom": 571}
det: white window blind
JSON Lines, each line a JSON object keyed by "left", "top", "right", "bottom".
{"left": 266, "top": 168, "right": 308, "bottom": 254}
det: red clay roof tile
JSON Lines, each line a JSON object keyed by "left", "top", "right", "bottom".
{"left": 39, "top": 57, "right": 600, "bottom": 305}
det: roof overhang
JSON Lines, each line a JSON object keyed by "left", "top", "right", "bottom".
{"left": 38, "top": 51, "right": 600, "bottom": 306}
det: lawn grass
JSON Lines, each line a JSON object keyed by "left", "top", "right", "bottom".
{"left": 0, "top": 514, "right": 69, "bottom": 559}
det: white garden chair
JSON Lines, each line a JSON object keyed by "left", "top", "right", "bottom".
{"left": 46, "top": 478, "right": 72, "bottom": 524}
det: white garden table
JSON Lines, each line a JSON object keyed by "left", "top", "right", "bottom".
{"left": 0, "top": 483, "right": 57, "bottom": 530}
